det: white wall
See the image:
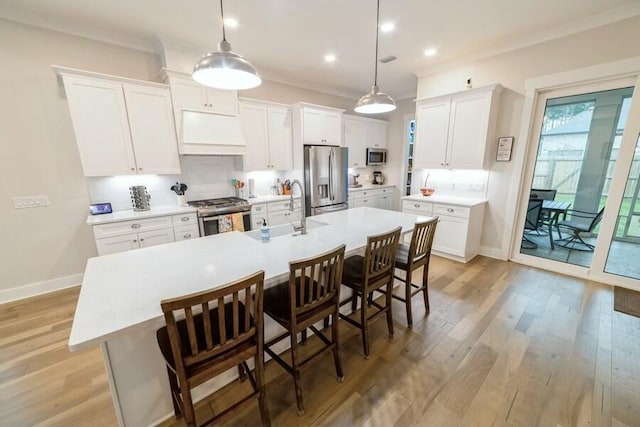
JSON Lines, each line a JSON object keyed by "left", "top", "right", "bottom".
{"left": 415, "top": 15, "right": 640, "bottom": 259}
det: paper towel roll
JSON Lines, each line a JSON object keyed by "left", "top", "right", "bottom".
{"left": 248, "top": 178, "right": 256, "bottom": 198}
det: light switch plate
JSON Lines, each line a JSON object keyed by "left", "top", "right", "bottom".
{"left": 13, "top": 195, "right": 50, "bottom": 209}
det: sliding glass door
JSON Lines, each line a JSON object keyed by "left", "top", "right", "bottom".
{"left": 514, "top": 74, "right": 640, "bottom": 286}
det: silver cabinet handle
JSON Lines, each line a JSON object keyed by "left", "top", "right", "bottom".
{"left": 131, "top": 223, "right": 141, "bottom": 229}
{"left": 414, "top": 204, "right": 420, "bottom": 208}
{"left": 447, "top": 208, "right": 454, "bottom": 213}
{"left": 363, "top": 199, "right": 368, "bottom": 203}
{"left": 255, "top": 206, "right": 262, "bottom": 211}
{"left": 133, "top": 239, "right": 137, "bottom": 243}
{"left": 184, "top": 233, "right": 191, "bottom": 238}
{"left": 130, "top": 167, "right": 135, "bottom": 171}
{"left": 139, "top": 238, "right": 144, "bottom": 242}
{"left": 181, "top": 216, "right": 190, "bottom": 221}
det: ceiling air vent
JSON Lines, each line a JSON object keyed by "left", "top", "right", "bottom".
{"left": 379, "top": 55, "right": 397, "bottom": 64}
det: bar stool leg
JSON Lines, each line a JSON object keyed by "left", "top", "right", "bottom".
{"left": 332, "top": 313, "right": 344, "bottom": 382}
{"left": 405, "top": 270, "right": 414, "bottom": 328}
{"left": 290, "top": 334, "right": 305, "bottom": 415}
{"left": 422, "top": 265, "right": 430, "bottom": 313}
{"left": 385, "top": 285, "right": 394, "bottom": 338}
{"left": 361, "top": 291, "right": 370, "bottom": 358}
{"left": 255, "top": 352, "right": 271, "bottom": 426}
{"left": 166, "top": 367, "right": 181, "bottom": 416}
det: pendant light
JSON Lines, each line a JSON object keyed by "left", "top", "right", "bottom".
{"left": 355, "top": 0, "right": 396, "bottom": 114}
{"left": 193, "top": 0, "right": 261, "bottom": 90}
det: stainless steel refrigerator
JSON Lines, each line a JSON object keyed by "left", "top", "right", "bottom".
{"left": 303, "top": 145, "right": 349, "bottom": 216}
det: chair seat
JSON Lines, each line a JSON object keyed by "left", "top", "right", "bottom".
{"left": 157, "top": 301, "right": 254, "bottom": 373}
{"left": 394, "top": 243, "right": 427, "bottom": 271}
{"left": 342, "top": 255, "right": 365, "bottom": 288}
{"left": 558, "top": 220, "right": 591, "bottom": 233}
{"left": 263, "top": 276, "right": 328, "bottom": 325}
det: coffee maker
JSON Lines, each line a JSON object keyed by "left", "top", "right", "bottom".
{"left": 372, "top": 171, "right": 385, "bottom": 185}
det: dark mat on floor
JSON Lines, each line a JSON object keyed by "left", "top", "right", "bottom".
{"left": 614, "top": 286, "right": 640, "bottom": 318}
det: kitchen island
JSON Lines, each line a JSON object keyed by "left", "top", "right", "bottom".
{"left": 69, "top": 207, "right": 430, "bottom": 426}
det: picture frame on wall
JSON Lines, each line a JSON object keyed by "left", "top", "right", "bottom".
{"left": 496, "top": 137, "right": 514, "bottom": 161}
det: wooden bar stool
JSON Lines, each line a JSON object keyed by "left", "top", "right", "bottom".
{"left": 262, "top": 244, "right": 346, "bottom": 416}
{"left": 339, "top": 226, "right": 401, "bottom": 358}
{"left": 393, "top": 218, "right": 438, "bottom": 327}
{"left": 156, "top": 271, "right": 270, "bottom": 427}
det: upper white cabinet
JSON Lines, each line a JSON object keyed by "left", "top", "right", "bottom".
{"left": 163, "top": 70, "right": 245, "bottom": 156}
{"left": 414, "top": 84, "right": 502, "bottom": 170}
{"left": 292, "top": 102, "right": 345, "bottom": 168}
{"left": 342, "top": 115, "right": 388, "bottom": 168}
{"left": 59, "top": 70, "right": 180, "bottom": 177}
{"left": 239, "top": 99, "right": 293, "bottom": 171}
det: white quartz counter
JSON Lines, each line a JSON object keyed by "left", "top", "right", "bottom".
{"left": 86, "top": 205, "right": 198, "bottom": 225}
{"left": 349, "top": 184, "right": 395, "bottom": 191}
{"left": 70, "top": 207, "right": 430, "bottom": 351}
{"left": 403, "top": 194, "right": 487, "bottom": 207}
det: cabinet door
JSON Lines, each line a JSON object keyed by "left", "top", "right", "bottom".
{"left": 380, "top": 195, "right": 392, "bottom": 210}
{"left": 174, "top": 225, "right": 199, "bottom": 241}
{"left": 448, "top": 93, "right": 492, "bottom": 169}
{"left": 95, "top": 234, "right": 139, "bottom": 256}
{"left": 414, "top": 100, "right": 451, "bottom": 169}
{"left": 123, "top": 84, "right": 180, "bottom": 174}
{"left": 205, "top": 88, "right": 238, "bottom": 115}
{"left": 366, "top": 121, "right": 387, "bottom": 149}
{"left": 138, "top": 228, "right": 175, "bottom": 248}
{"left": 268, "top": 210, "right": 298, "bottom": 226}
{"left": 323, "top": 111, "right": 343, "bottom": 145}
{"left": 171, "top": 78, "right": 207, "bottom": 111}
{"left": 63, "top": 76, "right": 136, "bottom": 176}
{"left": 267, "top": 107, "right": 293, "bottom": 170}
{"left": 240, "top": 103, "right": 270, "bottom": 170}
{"left": 343, "top": 118, "right": 367, "bottom": 167}
{"left": 433, "top": 215, "right": 468, "bottom": 257}
{"left": 302, "top": 109, "right": 328, "bottom": 144}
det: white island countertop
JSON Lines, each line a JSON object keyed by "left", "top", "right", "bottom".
{"left": 86, "top": 205, "right": 198, "bottom": 225}
{"left": 403, "top": 194, "right": 487, "bottom": 207}
{"left": 70, "top": 207, "right": 431, "bottom": 351}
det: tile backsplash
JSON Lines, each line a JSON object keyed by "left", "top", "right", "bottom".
{"left": 414, "top": 169, "right": 489, "bottom": 199}
{"left": 86, "top": 156, "right": 302, "bottom": 212}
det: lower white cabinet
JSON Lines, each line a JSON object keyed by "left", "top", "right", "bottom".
{"left": 349, "top": 187, "right": 395, "bottom": 210}
{"left": 401, "top": 199, "right": 485, "bottom": 263}
{"left": 250, "top": 199, "right": 302, "bottom": 227}
{"left": 92, "top": 213, "right": 198, "bottom": 256}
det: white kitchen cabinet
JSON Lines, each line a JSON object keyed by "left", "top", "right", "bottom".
{"left": 163, "top": 71, "right": 244, "bottom": 156}
{"left": 414, "top": 84, "right": 501, "bottom": 169}
{"left": 342, "top": 115, "right": 387, "bottom": 168}
{"left": 60, "top": 72, "right": 180, "bottom": 177}
{"left": 349, "top": 187, "right": 395, "bottom": 210}
{"left": 91, "top": 212, "right": 198, "bottom": 256}
{"left": 268, "top": 210, "right": 301, "bottom": 226}
{"left": 240, "top": 100, "right": 292, "bottom": 171}
{"left": 250, "top": 203, "right": 268, "bottom": 229}
{"left": 292, "top": 103, "right": 344, "bottom": 168}
{"left": 401, "top": 198, "right": 486, "bottom": 262}
{"left": 169, "top": 77, "right": 238, "bottom": 115}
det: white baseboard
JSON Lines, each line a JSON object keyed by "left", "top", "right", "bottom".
{"left": 479, "top": 246, "right": 508, "bottom": 261}
{"left": 0, "top": 273, "right": 83, "bottom": 304}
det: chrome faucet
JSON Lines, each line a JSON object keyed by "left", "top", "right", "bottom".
{"left": 290, "top": 179, "right": 306, "bottom": 235}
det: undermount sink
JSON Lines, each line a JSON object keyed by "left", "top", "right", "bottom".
{"left": 244, "top": 219, "right": 328, "bottom": 241}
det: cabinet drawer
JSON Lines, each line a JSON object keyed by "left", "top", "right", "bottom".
{"left": 93, "top": 215, "right": 174, "bottom": 239}
{"left": 402, "top": 200, "right": 433, "bottom": 215}
{"left": 95, "top": 233, "right": 139, "bottom": 256}
{"left": 268, "top": 199, "right": 300, "bottom": 213}
{"left": 174, "top": 225, "right": 200, "bottom": 241}
{"left": 433, "top": 204, "right": 469, "bottom": 219}
{"left": 172, "top": 213, "right": 197, "bottom": 227}
{"left": 251, "top": 203, "right": 267, "bottom": 215}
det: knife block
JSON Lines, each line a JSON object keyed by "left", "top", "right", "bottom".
{"left": 129, "top": 185, "right": 151, "bottom": 211}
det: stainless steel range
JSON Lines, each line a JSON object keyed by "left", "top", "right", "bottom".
{"left": 187, "top": 197, "right": 252, "bottom": 236}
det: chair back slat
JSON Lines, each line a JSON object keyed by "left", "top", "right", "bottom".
{"left": 289, "top": 245, "right": 346, "bottom": 320}
{"left": 160, "top": 271, "right": 265, "bottom": 371}
{"left": 409, "top": 218, "right": 438, "bottom": 262}
{"left": 364, "top": 226, "right": 402, "bottom": 281}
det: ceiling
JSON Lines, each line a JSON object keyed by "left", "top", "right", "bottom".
{"left": 0, "top": 0, "right": 638, "bottom": 100}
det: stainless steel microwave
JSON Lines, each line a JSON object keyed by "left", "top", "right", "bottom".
{"left": 366, "top": 148, "right": 387, "bottom": 166}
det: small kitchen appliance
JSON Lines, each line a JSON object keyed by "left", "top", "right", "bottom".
{"left": 348, "top": 173, "right": 361, "bottom": 188}
{"left": 366, "top": 148, "right": 387, "bottom": 166}
{"left": 372, "top": 171, "right": 385, "bottom": 185}
{"left": 129, "top": 185, "right": 151, "bottom": 211}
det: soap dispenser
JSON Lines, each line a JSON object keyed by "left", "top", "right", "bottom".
{"left": 260, "top": 218, "right": 270, "bottom": 242}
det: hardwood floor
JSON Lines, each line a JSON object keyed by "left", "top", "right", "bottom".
{"left": 2, "top": 256, "right": 639, "bottom": 426}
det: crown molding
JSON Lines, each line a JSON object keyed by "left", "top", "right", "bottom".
{"left": 414, "top": 2, "right": 640, "bottom": 78}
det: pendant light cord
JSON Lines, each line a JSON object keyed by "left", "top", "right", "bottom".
{"left": 373, "top": 0, "right": 380, "bottom": 86}
{"left": 220, "top": 0, "right": 226, "bottom": 41}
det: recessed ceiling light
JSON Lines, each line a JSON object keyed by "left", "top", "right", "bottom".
{"left": 223, "top": 18, "right": 238, "bottom": 28}
{"left": 380, "top": 22, "right": 395, "bottom": 33}
{"left": 324, "top": 54, "right": 337, "bottom": 63}
{"left": 424, "top": 48, "right": 437, "bottom": 57}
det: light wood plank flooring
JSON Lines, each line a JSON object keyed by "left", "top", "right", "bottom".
{"left": 2, "top": 256, "right": 639, "bottom": 426}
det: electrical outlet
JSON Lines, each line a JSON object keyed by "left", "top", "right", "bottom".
{"left": 12, "top": 195, "right": 50, "bottom": 209}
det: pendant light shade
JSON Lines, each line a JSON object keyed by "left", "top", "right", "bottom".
{"left": 355, "top": 0, "right": 395, "bottom": 114}
{"left": 193, "top": 1, "right": 261, "bottom": 90}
